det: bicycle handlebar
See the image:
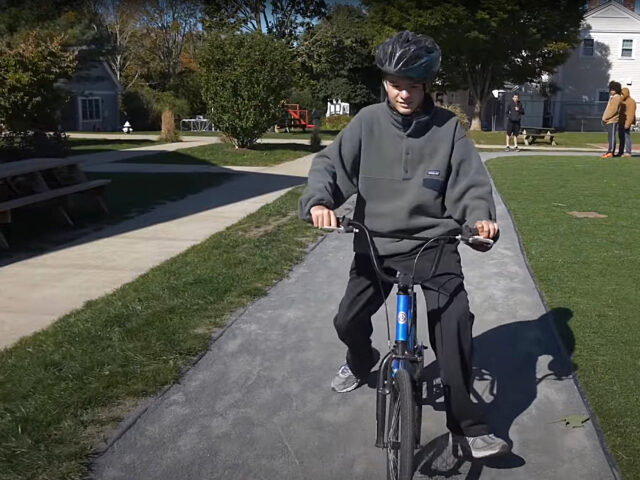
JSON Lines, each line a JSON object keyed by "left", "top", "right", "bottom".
{"left": 321, "top": 217, "right": 494, "bottom": 285}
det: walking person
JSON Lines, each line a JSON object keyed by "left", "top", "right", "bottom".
{"left": 300, "top": 30, "right": 509, "bottom": 459}
{"left": 620, "top": 87, "right": 636, "bottom": 157}
{"left": 601, "top": 81, "right": 623, "bottom": 158}
{"left": 505, "top": 92, "right": 524, "bottom": 151}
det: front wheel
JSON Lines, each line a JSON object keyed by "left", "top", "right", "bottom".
{"left": 386, "top": 368, "right": 415, "bottom": 480}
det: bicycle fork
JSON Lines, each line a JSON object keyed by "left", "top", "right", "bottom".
{"left": 375, "top": 288, "right": 417, "bottom": 448}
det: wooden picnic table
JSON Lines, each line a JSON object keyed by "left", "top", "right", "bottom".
{"left": 0, "top": 157, "right": 110, "bottom": 248}
{"left": 519, "top": 126, "right": 557, "bottom": 146}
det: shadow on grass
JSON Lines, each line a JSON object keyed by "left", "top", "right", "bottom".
{"left": 68, "top": 138, "right": 159, "bottom": 155}
{"left": 250, "top": 142, "right": 318, "bottom": 152}
{"left": 118, "top": 143, "right": 322, "bottom": 166}
{"left": 0, "top": 147, "right": 308, "bottom": 267}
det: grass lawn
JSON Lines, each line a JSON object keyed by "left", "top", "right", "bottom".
{"left": 120, "top": 142, "right": 318, "bottom": 167}
{"left": 0, "top": 172, "right": 230, "bottom": 258}
{"left": 148, "top": 129, "right": 338, "bottom": 140}
{"left": 0, "top": 187, "right": 323, "bottom": 480}
{"left": 68, "top": 130, "right": 339, "bottom": 140}
{"left": 68, "top": 137, "right": 164, "bottom": 155}
{"left": 486, "top": 155, "right": 640, "bottom": 479}
{"left": 469, "top": 130, "right": 640, "bottom": 148}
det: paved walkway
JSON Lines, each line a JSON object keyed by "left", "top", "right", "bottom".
{"left": 86, "top": 150, "right": 620, "bottom": 480}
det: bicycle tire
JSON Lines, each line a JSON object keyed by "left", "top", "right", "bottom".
{"left": 386, "top": 368, "right": 415, "bottom": 480}
{"left": 414, "top": 385, "right": 423, "bottom": 447}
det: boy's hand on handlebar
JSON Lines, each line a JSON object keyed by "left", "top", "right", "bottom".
{"left": 310, "top": 205, "right": 338, "bottom": 228}
{"left": 474, "top": 220, "right": 499, "bottom": 239}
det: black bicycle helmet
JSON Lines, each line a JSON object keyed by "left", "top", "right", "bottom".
{"left": 376, "top": 31, "right": 441, "bottom": 82}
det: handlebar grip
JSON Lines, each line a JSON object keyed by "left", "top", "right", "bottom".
{"left": 461, "top": 224, "right": 494, "bottom": 248}
{"left": 461, "top": 224, "right": 479, "bottom": 237}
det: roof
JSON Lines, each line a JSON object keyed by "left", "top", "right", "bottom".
{"left": 585, "top": 0, "right": 640, "bottom": 24}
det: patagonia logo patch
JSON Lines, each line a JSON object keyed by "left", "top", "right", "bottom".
{"left": 427, "top": 169, "right": 440, "bottom": 176}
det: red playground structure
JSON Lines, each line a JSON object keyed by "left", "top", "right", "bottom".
{"left": 277, "top": 103, "right": 316, "bottom": 132}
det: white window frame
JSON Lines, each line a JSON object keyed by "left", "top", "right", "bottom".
{"left": 620, "top": 39, "right": 634, "bottom": 59}
{"left": 581, "top": 38, "right": 594, "bottom": 57}
{"left": 80, "top": 97, "right": 102, "bottom": 121}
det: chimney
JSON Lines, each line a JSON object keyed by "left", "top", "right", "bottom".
{"left": 623, "top": 0, "right": 635, "bottom": 11}
{"left": 588, "top": 0, "right": 599, "bottom": 10}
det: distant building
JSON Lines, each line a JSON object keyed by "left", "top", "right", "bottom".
{"left": 58, "top": 56, "right": 121, "bottom": 132}
{"left": 553, "top": 0, "right": 640, "bottom": 130}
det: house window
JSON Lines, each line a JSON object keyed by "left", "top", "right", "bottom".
{"left": 81, "top": 97, "right": 101, "bottom": 121}
{"left": 598, "top": 90, "right": 610, "bottom": 102}
{"left": 582, "top": 38, "right": 594, "bottom": 56}
{"left": 621, "top": 39, "right": 633, "bottom": 58}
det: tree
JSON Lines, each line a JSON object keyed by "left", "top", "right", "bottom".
{"left": 0, "top": 30, "right": 77, "bottom": 131}
{"left": 137, "top": 0, "right": 203, "bottom": 90}
{"left": 93, "top": 0, "right": 144, "bottom": 90}
{"left": 203, "top": 0, "right": 327, "bottom": 45}
{"left": 199, "top": 32, "right": 294, "bottom": 148}
{"left": 364, "top": 0, "right": 585, "bottom": 129}
{"left": 297, "top": 4, "right": 379, "bottom": 110}
{"left": 0, "top": 0, "right": 106, "bottom": 49}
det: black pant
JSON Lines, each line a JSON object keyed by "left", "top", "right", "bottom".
{"left": 333, "top": 243, "right": 489, "bottom": 437}
{"left": 618, "top": 124, "right": 626, "bottom": 155}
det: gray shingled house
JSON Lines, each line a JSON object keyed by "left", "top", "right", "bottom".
{"left": 59, "top": 57, "right": 121, "bottom": 132}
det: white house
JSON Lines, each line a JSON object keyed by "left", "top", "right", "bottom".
{"left": 552, "top": 0, "right": 640, "bottom": 130}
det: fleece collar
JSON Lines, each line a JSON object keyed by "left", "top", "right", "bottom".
{"left": 385, "top": 95, "right": 435, "bottom": 136}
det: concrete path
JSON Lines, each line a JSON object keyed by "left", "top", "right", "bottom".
{"left": 87, "top": 151, "right": 619, "bottom": 480}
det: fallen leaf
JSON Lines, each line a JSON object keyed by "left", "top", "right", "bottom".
{"left": 549, "top": 415, "right": 590, "bottom": 428}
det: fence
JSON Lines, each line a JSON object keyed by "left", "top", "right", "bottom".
{"left": 554, "top": 101, "right": 606, "bottom": 132}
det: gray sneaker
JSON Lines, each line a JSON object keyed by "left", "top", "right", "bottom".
{"left": 331, "top": 364, "right": 360, "bottom": 393}
{"left": 331, "top": 348, "right": 380, "bottom": 393}
{"left": 462, "top": 433, "right": 510, "bottom": 459}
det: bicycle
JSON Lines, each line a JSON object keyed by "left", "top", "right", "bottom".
{"left": 327, "top": 217, "right": 494, "bottom": 480}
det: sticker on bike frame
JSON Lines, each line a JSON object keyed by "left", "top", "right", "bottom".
{"left": 397, "top": 312, "right": 408, "bottom": 325}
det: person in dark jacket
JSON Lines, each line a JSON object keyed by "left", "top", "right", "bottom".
{"left": 505, "top": 93, "right": 524, "bottom": 151}
{"left": 299, "top": 31, "right": 508, "bottom": 459}
{"left": 619, "top": 87, "right": 636, "bottom": 157}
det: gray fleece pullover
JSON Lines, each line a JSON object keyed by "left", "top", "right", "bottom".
{"left": 299, "top": 98, "right": 496, "bottom": 256}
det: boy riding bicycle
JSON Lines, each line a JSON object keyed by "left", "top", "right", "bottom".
{"left": 299, "top": 31, "right": 508, "bottom": 459}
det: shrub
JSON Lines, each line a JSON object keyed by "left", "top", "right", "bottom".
{"left": 121, "top": 87, "right": 190, "bottom": 131}
{"left": 199, "top": 32, "right": 294, "bottom": 148}
{"left": 0, "top": 30, "right": 77, "bottom": 132}
{"left": 442, "top": 103, "right": 470, "bottom": 131}
{"left": 159, "top": 110, "right": 181, "bottom": 143}
{"left": 322, "top": 115, "right": 352, "bottom": 131}
{"left": 0, "top": 131, "right": 69, "bottom": 162}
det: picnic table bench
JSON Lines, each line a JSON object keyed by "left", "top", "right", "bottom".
{"left": 0, "top": 157, "right": 110, "bottom": 248}
{"left": 519, "top": 127, "right": 557, "bottom": 146}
